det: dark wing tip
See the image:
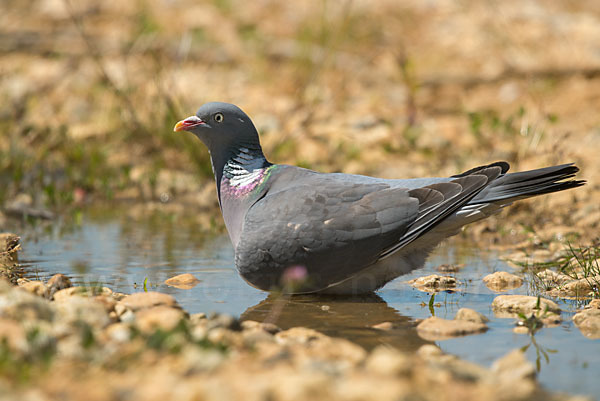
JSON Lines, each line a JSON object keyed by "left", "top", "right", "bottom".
{"left": 452, "top": 161, "right": 510, "bottom": 178}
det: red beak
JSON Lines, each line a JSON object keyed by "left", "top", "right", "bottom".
{"left": 174, "top": 116, "right": 205, "bottom": 132}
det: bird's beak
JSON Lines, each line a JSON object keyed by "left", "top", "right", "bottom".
{"left": 174, "top": 116, "right": 205, "bottom": 132}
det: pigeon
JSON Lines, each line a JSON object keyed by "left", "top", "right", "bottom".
{"left": 174, "top": 102, "right": 584, "bottom": 294}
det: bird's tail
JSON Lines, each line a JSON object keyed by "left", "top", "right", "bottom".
{"left": 467, "top": 163, "right": 585, "bottom": 205}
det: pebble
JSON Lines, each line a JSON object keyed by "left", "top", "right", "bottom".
{"left": 550, "top": 276, "right": 600, "bottom": 297}
{"left": 0, "top": 284, "right": 54, "bottom": 321}
{"left": 491, "top": 349, "right": 536, "bottom": 381}
{"left": 416, "top": 316, "right": 487, "bottom": 341}
{"left": 454, "top": 308, "right": 489, "bottom": 324}
{"left": 240, "top": 320, "right": 281, "bottom": 334}
{"left": 164, "top": 273, "right": 201, "bottom": 289}
{"left": 513, "top": 326, "right": 530, "bottom": 334}
{"left": 409, "top": 274, "right": 456, "bottom": 291}
{"left": 275, "top": 327, "right": 323, "bottom": 344}
{"left": 572, "top": 308, "right": 600, "bottom": 339}
{"left": 416, "top": 344, "right": 443, "bottom": 358}
{"left": 54, "top": 296, "right": 111, "bottom": 329}
{"left": 135, "top": 306, "right": 185, "bottom": 333}
{"left": 492, "top": 295, "right": 561, "bottom": 317}
{"left": 365, "top": 345, "right": 411, "bottom": 375}
{"left": 19, "top": 280, "right": 48, "bottom": 297}
{"left": 483, "top": 271, "right": 523, "bottom": 291}
{"left": 119, "top": 291, "right": 179, "bottom": 311}
{"left": 587, "top": 299, "right": 600, "bottom": 309}
{"left": 104, "top": 323, "right": 131, "bottom": 343}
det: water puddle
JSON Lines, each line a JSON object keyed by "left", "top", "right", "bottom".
{"left": 8, "top": 206, "right": 600, "bottom": 397}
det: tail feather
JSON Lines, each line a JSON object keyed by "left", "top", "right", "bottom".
{"left": 470, "top": 163, "right": 585, "bottom": 205}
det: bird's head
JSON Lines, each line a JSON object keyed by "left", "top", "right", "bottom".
{"left": 174, "top": 102, "right": 260, "bottom": 152}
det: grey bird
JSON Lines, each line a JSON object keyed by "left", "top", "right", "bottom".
{"left": 174, "top": 102, "right": 584, "bottom": 294}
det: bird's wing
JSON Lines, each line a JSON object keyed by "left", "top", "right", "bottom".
{"left": 235, "top": 166, "right": 502, "bottom": 292}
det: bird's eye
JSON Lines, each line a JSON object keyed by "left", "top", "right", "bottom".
{"left": 214, "top": 113, "right": 224, "bottom": 123}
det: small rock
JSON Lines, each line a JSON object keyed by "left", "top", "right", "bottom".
{"left": 164, "top": 273, "right": 201, "bottom": 289}
{"left": 135, "top": 306, "right": 185, "bottom": 332}
{"left": 410, "top": 274, "right": 456, "bottom": 291}
{"left": 275, "top": 327, "right": 323, "bottom": 344}
{"left": 371, "top": 321, "right": 394, "bottom": 331}
{"left": 189, "top": 312, "right": 207, "bottom": 324}
{"left": 536, "top": 269, "right": 571, "bottom": 286}
{"left": 104, "top": 323, "right": 131, "bottom": 343}
{"left": 587, "top": 299, "right": 600, "bottom": 309}
{"left": 492, "top": 295, "right": 561, "bottom": 317}
{"left": 491, "top": 349, "right": 536, "bottom": 381}
{"left": 483, "top": 271, "right": 523, "bottom": 291}
{"left": 19, "top": 280, "right": 48, "bottom": 297}
{"left": 513, "top": 326, "right": 530, "bottom": 334}
{"left": 119, "top": 291, "right": 179, "bottom": 311}
{"left": 93, "top": 295, "right": 117, "bottom": 313}
{"left": 0, "top": 317, "right": 27, "bottom": 351}
{"left": 54, "top": 296, "right": 111, "bottom": 329}
{"left": 46, "top": 274, "right": 72, "bottom": 298}
{"left": 573, "top": 308, "right": 600, "bottom": 339}
{"left": 416, "top": 344, "right": 443, "bottom": 358}
{"left": 242, "top": 329, "right": 276, "bottom": 346}
{"left": 554, "top": 276, "right": 600, "bottom": 297}
{"left": 416, "top": 316, "right": 487, "bottom": 341}
{"left": 365, "top": 346, "right": 411, "bottom": 375}
{"left": 540, "top": 313, "right": 562, "bottom": 326}
{"left": 454, "top": 308, "right": 489, "bottom": 324}
{"left": 0, "top": 285, "right": 54, "bottom": 321}
{"left": 52, "top": 287, "right": 83, "bottom": 301}
{"left": 240, "top": 320, "right": 281, "bottom": 334}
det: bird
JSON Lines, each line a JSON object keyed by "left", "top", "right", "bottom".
{"left": 174, "top": 102, "right": 584, "bottom": 295}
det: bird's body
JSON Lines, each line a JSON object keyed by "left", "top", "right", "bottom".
{"left": 175, "top": 102, "right": 584, "bottom": 294}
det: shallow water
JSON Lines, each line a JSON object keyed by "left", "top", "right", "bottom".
{"left": 10, "top": 206, "right": 600, "bottom": 398}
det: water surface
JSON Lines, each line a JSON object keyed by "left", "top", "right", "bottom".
{"left": 10, "top": 206, "right": 600, "bottom": 398}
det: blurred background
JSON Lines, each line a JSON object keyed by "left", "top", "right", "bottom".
{"left": 1, "top": 0, "right": 598, "bottom": 241}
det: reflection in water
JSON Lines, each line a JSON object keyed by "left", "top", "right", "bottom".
{"left": 241, "top": 294, "right": 431, "bottom": 351}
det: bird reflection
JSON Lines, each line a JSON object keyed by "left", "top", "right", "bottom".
{"left": 241, "top": 293, "right": 431, "bottom": 351}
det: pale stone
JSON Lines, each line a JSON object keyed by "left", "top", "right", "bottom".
{"left": 416, "top": 344, "right": 443, "bottom": 358}
{"left": 416, "top": 316, "right": 487, "bottom": 341}
{"left": 0, "top": 317, "right": 26, "bottom": 351}
{"left": 492, "top": 349, "right": 536, "bottom": 381}
{"left": 105, "top": 323, "right": 131, "bottom": 343}
{"left": 240, "top": 320, "right": 281, "bottom": 334}
{"left": 119, "top": 291, "right": 179, "bottom": 311}
{"left": 0, "top": 286, "right": 54, "bottom": 321}
{"left": 20, "top": 281, "right": 48, "bottom": 297}
{"left": 454, "top": 308, "right": 489, "bottom": 324}
{"left": 275, "top": 327, "right": 323, "bottom": 344}
{"left": 135, "top": 306, "right": 185, "bottom": 332}
{"left": 54, "top": 296, "right": 110, "bottom": 329}
{"left": 365, "top": 345, "right": 411, "bottom": 375}
{"left": 492, "top": 295, "right": 561, "bottom": 317}
{"left": 513, "top": 326, "right": 530, "bottom": 334}
{"left": 410, "top": 274, "right": 456, "bottom": 290}
{"left": 587, "top": 299, "right": 600, "bottom": 309}
{"left": 483, "top": 271, "right": 523, "bottom": 291}
{"left": 557, "top": 276, "right": 600, "bottom": 297}
{"left": 573, "top": 308, "right": 600, "bottom": 339}
{"left": 164, "top": 273, "right": 201, "bottom": 289}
